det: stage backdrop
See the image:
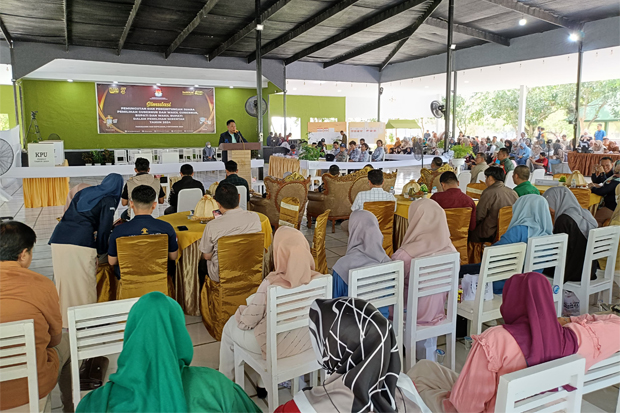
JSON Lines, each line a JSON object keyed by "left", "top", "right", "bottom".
{"left": 96, "top": 84, "right": 215, "bottom": 134}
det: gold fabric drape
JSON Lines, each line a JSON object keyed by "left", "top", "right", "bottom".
{"left": 96, "top": 262, "right": 118, "bottom": 302}
{"left": 200, "top": 232, "right": 265, "bottom": 341}
{"left": 311, "top": 209, "right": 330, "bottom": 274}
{"left": 567, "top": 152, "right": 620, "bottom": 176}
{"left": 364, "top": 201, "right": 396, "bottom": 256}
{"left": 279, "top": 197, "right": 300, "bottom": 229}
{"left": 393, "top": 215, "right": 409, "bottom": 251}
{"left": 466, "top": 183, "right": 487, "bottom": 200}
{"left": 445, "top": 208, "right": 472, "bottom": 265}
{"left": 116, "top": 234, "right": 170, "bottom": 300}
{"left": 23, "top": 177, "right": 70, "bottom": 208}
{"left": 570, "top": 188, "right": 592, "bottom": 209}
{"left": 268, "top": 157, "right": 300, "bottom": 179}
{"left": 496, "top": 206, "right": 513, "bottom": 242}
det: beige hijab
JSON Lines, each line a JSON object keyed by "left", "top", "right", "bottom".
{"left": 63, "top": 183, "right": 91, "bottom": 213}
{"left": 267, "top": 226, "right": 322, "bottom": 288}
{"left": 399, "top": 198, "right": 456, "bottom": 258}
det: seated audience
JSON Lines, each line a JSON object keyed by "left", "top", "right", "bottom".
{"left": 548, "top": 140, "right": 565, "bottom": 172}
{"left": 335, "top": 143, "right": 347, "bottom": 162}
{"left": 199, "top": 183, "right": 261, "bottom": 282}
{"left": 409, "top": 272, "right": 620, "bottom": 413}
{"left": 592, "top": 156, "right": 614, "bottom": 183}
{"left": 351, "top": 169, "right": 396, "bottom": 211}
{"left": 275, "top": 297, "right": 431, "bottom": 413}
{"left": 470, "top": 152, "right": 488, "bottom": 183}
{"left": 0, "top": 221, "right": 72, "bottom": 412}
{"left": 371, "top": 139, "right": 385, "bottom": 161}
{"left": 431, "top": 171, "right": 476, "bottom": 230}
{"left": 50, "top": 173, "right": 123, "bottom": 328}
{"left": 496, "top": 147, "right": 514, "bottom": 174}
{"left": 512, "top": 165, "right": 540, "bottom": 196}
{"left": 220, "top": 160, "right": 250, "bottom": 202}
{"left": 108, "top": 185, "right": 178, "bottom": 276}
{"left": 203, "top": 141, "right": 216, "bottom": 161}
{"left": 121, "top": 158, "right": 165, "bottom": 220}
{"left": 164, "top": 164, "right": 205, "bottom": 215}
{"left": 347, "top": 140, "right": 361, "bottom": 162}
{"left": 392, "top": 137, "right": 402, "bottom": 154}
{"left": 76, "top": 292, "right": 259, "bottom": 413}
{"left": 543, "top": 186, "right": 598, "bottom": 283}
{"left": 590, "top": 160, "right": 620, "bottom": 225}
{"left": 63, "top": 183, "right": 90, "bottom": 213}
{"left": 515, "top": 142, "right": 531, "bottom": 166}
{"left": 359, "top": 143, "right": 371, "bottom": 162}
{"left": 527, "top": 151, "right": 548, "bottom": 173}
{"left": 219, "top": 227, "right": 320, "bottom": 398}
{"left": 469, "top": 167, "right": 518, "bottom": 243}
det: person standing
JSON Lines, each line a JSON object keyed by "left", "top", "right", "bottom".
{"left": 594, "top": 123, "right": 607, "bottom": 141}
{"left": 339, "top": 130, "right": 347, "bottom": 146}
{"left": 50, "top": 173, "right": 123, "bottom": 328}
{"left": 218, "top": 119, "right": 247, "bottom": 163}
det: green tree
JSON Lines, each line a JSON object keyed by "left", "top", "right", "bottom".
{"left": 441, "top": 94, "right": 484, "bottom": 135}
{"left": 555, "top": 80, "right": 620, "bottom": 133}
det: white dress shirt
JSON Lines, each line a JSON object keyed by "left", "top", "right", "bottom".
{"left": 351, "top": 187, "right": 397, "bottom": 212}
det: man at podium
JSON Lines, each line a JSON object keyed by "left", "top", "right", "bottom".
{"left": 219, "top": 119, "right": 247, "bottom": 162}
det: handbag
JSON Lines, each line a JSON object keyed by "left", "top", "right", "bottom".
{"left": 79, "top": 356, "right": 109, "bottom": 391}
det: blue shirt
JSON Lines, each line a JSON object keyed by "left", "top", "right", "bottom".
{"left": 349, "top": 148, "right": 361, "bottom": 162}
{"left": 594, "top": 130, "right": 606, "bottom": 141}
{"left": 108, "top": 215, "right": 178, "bottom": 258}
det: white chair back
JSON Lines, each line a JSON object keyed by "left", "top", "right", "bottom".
{"left": 236, "top": 186, "right": 248, "bottom": 210}
{"left": 565, "top": 226, "right": 620, "bottom": 315}
{"left": 0, "top": 320, "right": 40, "bottom": 413}
{"left": 114, "top": 149, "right": 127, "bottom": 165}
{"left": 524, "top": 234, "right": 568, "bottom": 316}
{"left": 68, "top": 298, "right": 139, "bottom": 408}
{"left": 457, "top": 171, "right": 471, "bottom": 193}
{"left": 529, "top": 168, "right": 545, "bottom": 182}
{"left": 348, "top": 261, "right": 404, "bottom": 362}
{"left": 583, "top": 351, "right": 620, "bottom": 404}
{"left": 405, "top": 252, "right": 460, "bottom": 371}
{"left": 183, "top": 148, "right": 193, "bottom": 162}
{"left": 177, "top": 188, "right": 204, "bottom": 213}
{"left": 136, "top": 152, "right": 152, "bottom": 164}
{"left": 127, "top": 149, "right": 139, "bottom": 163}
{"left": 495, "top": 354, "right": 585, "bottom": 413}
{"left": 505, "top": 170, "right": 516, "bottom": 189}
{"left": 162, "top": 151, "right": 179, "bottom": 163}
{"left": 193, "top": 148, "right": 203, "bottom": 162}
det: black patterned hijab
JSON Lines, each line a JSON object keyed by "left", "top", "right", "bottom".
{"left": 309, "top": 298, "right": 400, "bottom": 413}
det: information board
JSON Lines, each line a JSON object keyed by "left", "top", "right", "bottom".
{"left": 307, "top": 121, "right": 347, "bottom": 144}
{"left": 348, "top": 122, "right": 386, "bottom": 145}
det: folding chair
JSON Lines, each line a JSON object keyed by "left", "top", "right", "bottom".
{"left": 524, "top": 234, "right": 568, "bottom": 316}
{"left": 234, "top": 275, "right": 332, "bottom": 412}
{"left": 68, "top": 298, "right": 139, "bottom": 408}
{"left": 177, "top": 188, "right": 204, "bottom": 213}
{"left": 582, "top": 351, "right": 620, "bottom": 413}
{"left": 457, "top": 171, "right": 471, "bottom": 193}
{"left": 236, "top": 185, "right": 248, "bottom": 210}
{"left": 529, "top": 168, "right": 545, "bottom": 182}
{"left": 457, "top": 243, "right": 527, "bottom": 336}
{"left": 405, "top": 252, "right": 460, "bottom": 371}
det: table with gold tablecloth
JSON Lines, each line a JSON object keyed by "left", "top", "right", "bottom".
{"left": 567, "top": 152, "right": 620, "bottom": 176}
{"left": 394, "top": 196, "right": 424, "bottom": 250}
{"left": 23, "top": 160, "right": 70, "bottom": 208}
{"left": 158, "top": 211, "right": 273, "bottom": 316}
{"left": 534, "top": 185, "right": 602, "bottom": 215}
{"left": 268, "top": 156, "right": 300, "bottom": 179}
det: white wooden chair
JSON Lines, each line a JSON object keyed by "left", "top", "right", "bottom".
{"left": 564, "top": 226, "right": 620, "bottom": 315}
{"left": 236, "top": 185, "right": 248, "bottom": 210}
{"left": 405, "top": 252, "right": 460, "bottom": 372}
{"left": 529, "top": 168, "right": 545, "bottom": 182}
{"left": 348, "top": 261, "right": 404, "bottom": 363}
{"left": 583, "top": 351, "right": 620, "bottom": 413}
{"left": 524, "top": 233, "right": 568, "bottom": 316}
{"left": 504, "top": 170, "right": 516, "bottom": 189}
{"left": 162, "top": 151, "right": 180, "bottom": 164}
{"left": 457, "top": 243, "right": 527, "bottom": 336}
{"left": 457, "top": 171, "right": 471, "bottom": 193}
{"left": 114, "top": 149, "right": 127, "bottom": 165}
{"left": 234, "top": 275, "right": 332, "bottom": 412}
{"left": 177, "top": 188, "right": 204, "bottom": 213}
{"left": 495, "top": 354, "right": 586, "bottom": 413}
{"left": 0, "top": 320, "right": 41, "bottom": 413}
{"left": 183, "top": 148, "right": 193, "bottom": 162}
{"left": 68, "top": 298, "right": 139, "bottom": 408}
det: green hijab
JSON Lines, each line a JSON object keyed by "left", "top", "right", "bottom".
{"left": 77, "top": 292, "right": 260, "bottom": 413}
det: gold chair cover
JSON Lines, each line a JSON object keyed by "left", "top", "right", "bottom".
{"left": 569, "top": 188, "right": 591, "bottom": 209}
{"left": 311, "top": 209, "right": 330, "bottom": 274}
{"left": 116, "top": 234, "right": 170, "bottom": 300}
{"left": 401, "top": 180, "right": 421, "bottom": 196}
{"left": 96, "top": 262, "right": 118, "bottom": 302}
{"left": 200, "top": 232, "right": 265, "bottom": 341}
{"left": 364, "top": 201, "right": 396, "bottom": 256}
{"left": 466, "top": 183, "right": 487, "bottom": 199}
{"left": 278, "top": 197, "right": 300, "bottom": 229}
{"left": 445, "top": 208, "right": 472, "bottom": 265}
{"left": 418, "top": 164, "right": 454, "bottom": 190}
{"left": 496, "top": 206, "right": 513, "bottom": 242}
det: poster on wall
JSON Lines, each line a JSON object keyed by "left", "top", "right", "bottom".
{"left": 307, "top": 122, "right": 346, "bottom": 144}
{"left": 96, "top": 83, "right": 215, "bottom": 134}
{"left": 348, "top": 122, "right": 385, "bottom": 145}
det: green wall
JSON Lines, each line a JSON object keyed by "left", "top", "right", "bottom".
{"left": 269, "top": 94, "right": 346, "bottom": 139}
{"left": 0, "top": 84, "right": 18, "bottom": 129}
{"left": 18, "top": 79, "right": 279, "bottom": 149}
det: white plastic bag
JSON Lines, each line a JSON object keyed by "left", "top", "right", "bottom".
{"left": 462, "top": 273, "right": 494, "bottom": 301}
{"left": 562, "top": 291, "right": 580, "bottom": 317}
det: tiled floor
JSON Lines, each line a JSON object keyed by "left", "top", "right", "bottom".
{"left": 1, "top": 167, "right": 618, "bottom": 412}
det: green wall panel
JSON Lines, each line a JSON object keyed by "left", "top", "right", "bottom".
{"left": 269, "top": 94, "right": 346, "bottom": 139}
{"left": 0, "top": 84, "right": 18, "bottom": 129}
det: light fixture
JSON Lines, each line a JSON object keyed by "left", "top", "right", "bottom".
{"left": 450, "top": 44, "right": 456, "bottom": 50}
{"left": 519, "top": 18, "right": 527, "bottom": 26}
{"left": 229, "top": 86, "right": 234, "bottom": 88}
{"left": 568, "top": 32, "right": 580, "bottom": 42}
{"left": 293, "top": 87, "right": 297, "bottom": 91}
{"left": 194, "top": 84, "right": 199, "bottom": 87}
{"left": 67, "top": 79, "right": 73, "bottom": 82}
{"left": 156, "top": 83, "right": 161, "bottom": 86}
{"left": 256, "top": 24, "right": 264, "bottom": 31}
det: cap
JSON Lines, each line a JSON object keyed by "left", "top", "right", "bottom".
{"left": 340, "top": 144, "right": 346, "bottom": 148}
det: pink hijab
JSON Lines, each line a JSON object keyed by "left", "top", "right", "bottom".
{"left": 399, "top": 199, "right": 456, "bottom": 258}
{"left": 267, "top": 226, "right": 322, "bottom": 288}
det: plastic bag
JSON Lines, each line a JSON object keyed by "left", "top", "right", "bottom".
{"left": 462, "top": 273, "right": 494, "bottom": 301}
{"left": 562, "top": 290, "right": 580, "bottom": 317}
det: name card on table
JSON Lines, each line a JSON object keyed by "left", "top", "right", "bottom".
{"left": 27, "top": 143, "right": 55, "bottom": 167}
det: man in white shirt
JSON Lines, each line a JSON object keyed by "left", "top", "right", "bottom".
{"left": 341, "top": 170, "right": 396, "bottom": 232}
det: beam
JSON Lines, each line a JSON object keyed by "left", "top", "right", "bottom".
{"left": 379, "top": 38, "right": 408, "bottom": 71}
{"left": 323, "top": 0, "right": 441, "bottom": 69}
{"left": 165, "top": 0, "right": 220, "bottom": 58}
{"left": 482, "top": 0, "right": 583, "bottom": 32}
{"left": 117, "top": 0, "right": 143, "bottom": 56}
{"left": 424, "top": 17, "right": 510, "bottom": 46}
{"left": 208, "top": 0, "right": 293, "bottom": 61}
{"left": 63, "top": 0, "right": 69, "bottom": 51}
{"left": 246, "top": 0, "right": 361, "bottom": 64}
{"left": 444, "top": 0, "right": 454, "bottom": 147}
{"left": 284, "top": 0, "right": 429, "bottom": 66}
{"left": 0, "top": 16, "right": 13, "bottom": 48}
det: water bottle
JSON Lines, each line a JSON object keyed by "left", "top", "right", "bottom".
{"left": 431, "top": 186, "right": 438, "bottom": 194}
{"left": 464, "top": 336, "right": 473, "bottom": 351}
{"left": 389, "top": 186, "right": 395, "bottom": 195}
{"left": 435, "top": 349, "right": 446, "bottom": 365}
{"left": 571, "top": 178, "right": 576, "bottom": 188}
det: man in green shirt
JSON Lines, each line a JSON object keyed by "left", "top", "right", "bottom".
{"left": 512, "top": 165, "right": 540, "bottom": 197}
{"left": 497, "top": 148, "right": 514, "bottom": 173}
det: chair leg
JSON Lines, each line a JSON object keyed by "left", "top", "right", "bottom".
{"left": 292, "top": 376, "right": 299, "bottom": 396}
{"left": 601, "top": 285, "right": 613, "bottom": 306}
{"left": 446, "top": 333, "right": 455, "bottom": 371}
{"left": 306, "top": 212, "right": 312, "bottom": 229}
{"left": 310, "top": 370, "right": 318, "bottom": 388}
{"left": 267, "top": 378, "right": 279, "bottom": 413}
{"left": 331, "top": 219, "right": 336, "bottom": 233}
{"left": 234, "top": 357, "right": 245, "bottom": 388}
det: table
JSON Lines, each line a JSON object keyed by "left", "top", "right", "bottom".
{"left": 567, "top": 152, "right": 620, "bottom": 176}
{"left": 534, "top": 184, "right": 602, "bottom": 215}
{"left": 23, "top": 159, "right": 70, "bottom": 208}
{"left": 268, "top": 157, "right": 300, "bottom": 178}
{"left": 158, "top": 211, "right": 273, "bottom": 316}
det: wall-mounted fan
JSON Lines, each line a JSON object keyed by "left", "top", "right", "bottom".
{"left": 245, "top": 96, "right": 268, "bottom": 118}
{"left": 430, "top": 101, "right": 446, "bottom": 119}
{"left": 412, "top": 139, "right": 424, "bottom": 168}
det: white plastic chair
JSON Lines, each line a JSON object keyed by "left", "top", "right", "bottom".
{"left": 162, "top": 151, "right": 179, "bottom": 163}
{"left": 495, "top": 354, "right": 585, "bottom": 413}
{"left": 457, "top": 171, "right": 471, "bottom": 193}
{"left": 348, "top": 261, "right": 404, "bottom": 363}
{"left": 457, "top": 243, "right": 527, "bottom": 336}
{"left": 504, "top": 170, "right": 515, "bottom": 189}
{"left": 136, "top": 151, "right": 152, "bottom": 164}
{"left": 234, "top": 275, "right": 332, "bottom": 412}
{"left": 524, "top": 233, "right": 568, "bottom": 316}
{"left": 68, "top": 298, "right": 139, "bottom": 408}
{"left": 236, "top": 185, "right": 248, "bottom": 210}
{"left": 564, "top": 226, "right": 620, "bottom": 315}
{"left": 177, "top": 188, "right": 204, "bottom": 213}
{"left": 529, "top": 168, "right": 545, "bottom": 182}
{"left": 405, "top": 252, "right": 460, "bottom": 372}
{"left": 193, "top": 148, "right": 203, "bottom": 162}
{"left": 114, "top": 149, "right": 127, "bottom": 165}
{"left": 583, "top": 351, "right": 620, "bottom": 413}
{"left": 0, "top": 320, "right": 40, "bottom": 413}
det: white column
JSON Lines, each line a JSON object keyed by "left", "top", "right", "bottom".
{"left": 518, "top": 85, "right": 527, "bottom": 135}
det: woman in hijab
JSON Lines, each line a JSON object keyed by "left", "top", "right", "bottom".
{"left": 50, "top": 173, "right": 123, "bottom": 328}
{"left": 409, "top": 272, "right": 620, "bottom": 413}
{"left": 76, "top": 292, "right": 260, "bottom": 413}
{"left": 219, "top": 226, "right": 321, "bottom": 396}
{"left": 276, "top": 297, "right": 431, "bottom": 413}
{"left": 591, "top": 160, "right": 620, "bottom": 225}
{"left": 392, "top": 137, "right": 402, "bottom": 154}
{"left": 515, "top": 142, "right": 531, "bottom": 165}
{"left": 592, "top": 140, "right": 605, "bottom": 154}
{"left": 63, "top": 183, "right": 91, "bottom": 213}
{"left": 543, "top": 186, "right": 598, "bottom": 283}
{"left": 504, "top": 139, "right": 512, "bottom": 154}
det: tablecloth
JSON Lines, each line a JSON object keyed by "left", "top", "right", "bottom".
{"left": 23, "top": 159, "right": 70, "bottom": 208}
{"left": 158, "top": 211, "right": 272, "bottom": 315}
{"left": 567, "top": 152, "right": 620, "bottom": 176}
{"left": 268, "top": 157, "right": 300, "bottom": 179}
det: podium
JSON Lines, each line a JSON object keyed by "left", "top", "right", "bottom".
{"left": 219, "top": 142, "right": 261, "bottom": 186}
